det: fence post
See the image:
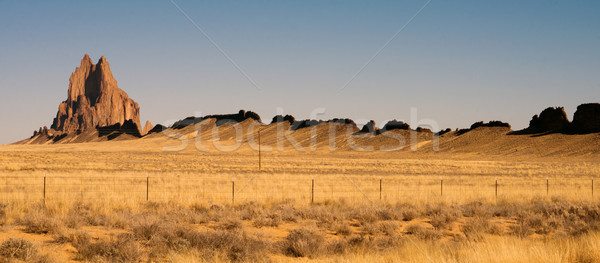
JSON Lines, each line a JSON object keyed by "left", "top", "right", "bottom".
{"left": 546, "top": 176, "right": 549, "bottom": 196}
{"left": 146, "top": 172, "right": 149, "bottom": 201}
{"left": 232, "top": 176, "right": 235, "bottom": 204}
{"left": 311, "top": 176, "right": 314, "bottom": 204}
{"left": 592, "top": 177, "right": 594, "bottom": 198}
{"left": 379, "top": 176, "right": 382, "bottom": 201}
{"left": 43, "top": 172, "right": 46, "bottom": 205}
{"left": 440, "top": 176, "right": 443, "bottom": 196}
{"left": 495, "top": 177, "right": 498, "bottom": 200}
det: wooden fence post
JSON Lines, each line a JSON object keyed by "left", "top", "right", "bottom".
{"left": 146, "top": 172, "right": 149, "bottom": 201}
{"left": 495, "top": 176, "right": 498, "bottom": 200}
{"left": 379, "top": 176, "right": 382, "bottom": 201}
{"left": 440, "top": 176, "right": 443, "bottom": 196}
{"left": 43, "top": 172, "right": 46, "bottom": 205}
{"left": 311, "top": 176, "right": 314, "bottom": 204}
{"left": 546, "top": 176, "right": 549, "bottom": 196}
{"left": 232, "top": 176, "right": 235, "bottom": 204}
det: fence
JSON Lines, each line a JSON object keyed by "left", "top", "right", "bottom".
{"left": 0, "top": 172, "right": 596, "bottom": 205}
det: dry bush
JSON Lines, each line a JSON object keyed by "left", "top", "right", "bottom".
{"left": 510, "top": 221, "right": 533, "bottom": 238}
{"left": 65, "top": 202, "right": 105, "bottom": 228}
{"left": 326, "top": 238, "right": 350, "bottom": 254}
{"left": 283, "top": 227, "right": 326, "bottom": 258}
{"left": 219, "top": 217, "right": 243, "bottom": 230}
{"left": 360, "top": 221, "right": 379, "bottom": 235}
{"left": 253, "top": 213, "right": 282, "bottom": 228}
{"left": 400, "top": 206, "right": 419, "bottom": 221}
{"left": 427, "top": 205, "right": 460, "bottom": 230}
{"left": 461, "top": 201, "right": 492, "bottom": 218}
{"left": 460, "top": 216, "right": 501, "bottom": 241}
{"left": 185, "top": 230, "right": 270, "bottom": 262}
{"left": 405, "top": 223, "right": 443, "bottom": 241}
{"left": 378, "top": 221, "right": 399, "bottom": 236}
{"left": 0, "top": 203, "right": 8, "bottom": 226}
{"left": 20, "top": 209, "right": 60, "bottom": 234}
{"left": 0, "top": 238, "right": 37, "bottom": 261}
{"left": 236, "top": 201, "right": 265, "bottom": 221}
{"left": 332, "top": 222, "right": 352, "bottom": 236}
{"left": 517, "top": 211, "right": 556, "bottom": 235}
{"left": 73, "top": 233, "right": 141, "bottom": 262}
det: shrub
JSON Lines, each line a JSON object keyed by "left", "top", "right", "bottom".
{"left": 0, "top": 238, "right": 37, "bottom": 261}
{"left": 73, "top": 233, "right": 141, "bottom": 262}
{"left": 20, "top": 210, "right": 59, "bottom": 234}
{"left": 333, "top": 223, "right": 352, "bottom": 236}
{"left": 283, "top": 227, "right": 326, "bottom": 258}
{"left": 401, "top": 207, "right": 419, "bottom": 221}
{"left": 405, "top": 223, "right": 443, "bottom": 241}
{"left": 185, "top": 230, "right": 269, "bottom": 262}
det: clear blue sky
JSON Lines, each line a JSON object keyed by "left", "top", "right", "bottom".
{"left": 1, "top": 1, "right": 599, "bottom": 144}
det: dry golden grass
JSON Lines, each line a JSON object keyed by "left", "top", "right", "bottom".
{"left": 1, "top": 124, "right": 600, "bottom": 262}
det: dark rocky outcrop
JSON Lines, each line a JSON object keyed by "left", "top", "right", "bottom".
{"left": 571, "top": 103, "right": 600, "bottom": 133}
{"left": 147, "top": 124, "right": 167, "bottom": 135}
{"left": 528, "top": 107, "right": 569, "bottom": 132}
{"left": 382, "top": 120, "right": 410, "bottom": 131}
{"left": 470, "top": 120, "right": 511, "bottom": 130}
{"left": 97, "top": 120, "right": 142, "bottom": 138}
{"left": 359, "top": 120, "right": 377, "bottom": 134}
{"left": 50, "top": 54, "right": 141, "bottom": 135}
{"left": 290, "top": 118, "right": 356, "bottom": 131}
{"left": 171, "top": 110, "right": 262, "bottom": 129}
{"left": 437, "top": 128, "right": 452, "bottom": 136}
{"left": 271, "top": 115, "right": 296, "bottom": 124}
{"left": 457, "top": 121, "right": 511, "bottom": 135}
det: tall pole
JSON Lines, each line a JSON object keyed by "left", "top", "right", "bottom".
{"left": 146, "top": 172, "right": 149, "bottom": 201}
{"left": 43, "top": 172, "right": 46, "bottom": 205}
{"left": 440, "top": 176, "right": 443, "bottom": 196}
{"left": 379, "top": 176, "right": 382, "bottom": 201}
{"left": 232, "top": 176, "right": 235, "bottom": 204}
{"left": 495, "top": 176, "right": 498, "bottom": 201}
{"left": 546, "top": 176, "right": 549, "bottom": 196}
{"left": 258, "top": 130, "right": 262, "bottom": 170}
{"left": 311, "top": 176, "right": 314, "bottom": 204}
{"left": 592, "top": 176, "right": 594, "bottom": 198}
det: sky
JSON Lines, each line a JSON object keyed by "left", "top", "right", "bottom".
{"left": 1, "top": 0, "right": 599, "bottom": 144}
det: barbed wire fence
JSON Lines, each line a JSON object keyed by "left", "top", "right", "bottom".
{"left": 0, "top": 172, "right": 595, "bottom": 205}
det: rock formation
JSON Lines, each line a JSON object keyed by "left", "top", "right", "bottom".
{"left": 382, "top": 120, "right": 410, "bottom": 131}
{"left": 528, "top": 107, "right": 569, "bottom": 132}
{"left": 50, "top": 54, "right": 141, "bottom": 135}
{"left": 271, "top": 115, "right": 296, "bottom": 124}
{"left": 171, "top": 110, "right": 261, "bottom": 129}
{"left": 97, "top": 120, "right": 142, "bottom": 137}
{"left": 142, "top": 121, "right": 154, "bottom": 135}
{"left": 147, "top": 124, "right": 167, "bottom": 135}
{"left": 571, "top": 103, "right": 600, "bottom": 133}
{"left": 359, "top": 120, "right": 377, "bottom": 134}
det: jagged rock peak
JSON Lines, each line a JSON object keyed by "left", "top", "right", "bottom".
{"left": 50, "top": 54, "right": 141, "bottom": 134}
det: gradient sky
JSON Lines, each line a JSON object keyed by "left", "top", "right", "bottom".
{"left": 1, "top": 1, "right": 599, "bottom": 144}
